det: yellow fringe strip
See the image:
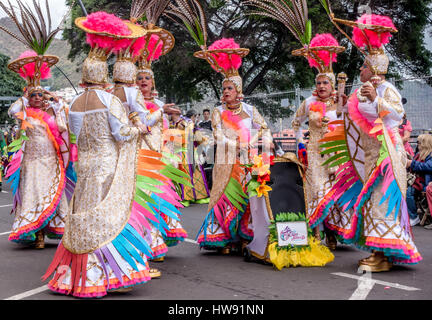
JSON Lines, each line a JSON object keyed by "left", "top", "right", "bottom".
{"left": 268, "top": 237, "right": 334, "bottom": 270}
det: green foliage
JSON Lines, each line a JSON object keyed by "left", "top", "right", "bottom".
{"left": 0, "top": 53, "right": 26, "bottom": 96}
{"left": 0, "top": 52, "right": 26, "bottom": 123}
{"left": 224, "top": 177, "right": 248, "bottom": 212}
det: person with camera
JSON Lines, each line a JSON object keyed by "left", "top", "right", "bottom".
{"left": 406, "top": 134, "right": 432, "bottom": 226}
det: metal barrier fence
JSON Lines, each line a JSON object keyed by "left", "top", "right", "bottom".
{"left": 176, "top": 76, "right": 432, "bottom": 134}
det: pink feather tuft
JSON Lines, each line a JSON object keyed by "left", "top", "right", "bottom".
{"left": 145, "top": 101, "right": 159, "bottom": 113}
{"left": 307, "top": 34, "right": 339, "bottom": 69}
{"left": 83, "top": 11, "right": 131, "bottom": 50}
{"left": 144, "top": 34, "right": 163, "bottom": 62}
{"left": 17, "top": 51, "right": 51, "bottom": 80}
{"left": 352, "top": 14, "right": 396, "bottom": 49}
{"left": 221, "top": 109, "right": 250, "bottom": 143}
{"left": 129, "top": 36, "right": 147, "bottom": 57}
{"left": 208, "top": 38, "right": 242, "bottom": 72}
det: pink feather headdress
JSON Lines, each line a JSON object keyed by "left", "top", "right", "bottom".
{"left": 309, "top": 101, "right": 327, "bottom": 117}
{"left": 82, "top": 11, "right": 132, "bottom": 52}
{"left": 208, "top": 38, "right": 242, "bottom": 74}
{"left": 307, "top": 34, "right": 339, "bottom": 71}
{"left": 352, "top": 14, "right": 396, "bottom": 50}
{"left": 17, "top": 50, "right": 52, "bottom": 81}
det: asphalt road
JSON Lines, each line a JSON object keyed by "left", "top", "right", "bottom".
{"left": 0, "top": 183, "right": 431, "bottom": 301}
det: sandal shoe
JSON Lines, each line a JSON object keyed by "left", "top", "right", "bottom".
{"left": 149, "top": 268, "right": 161, "bottom": 278}
{"left": 34, "top": 230, "right": 45, "bottom": 249}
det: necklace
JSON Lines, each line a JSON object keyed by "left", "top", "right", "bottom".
{"left": 315, "top": 95, "right": 335, "bottom": 108}
{"left": 143, "top": 95, "right": 154, "bottom": 102}
{"left": 225, "top": 102, "right": 242, "bottom": 115}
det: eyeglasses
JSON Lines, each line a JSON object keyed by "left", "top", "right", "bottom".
{"left": 30, "top": 93, "right": 43, "bottom": 98}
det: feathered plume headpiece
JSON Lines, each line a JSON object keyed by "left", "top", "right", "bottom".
{"left": 166, "top": 0, "right": 249, "bottom": 96}
{"left": 244, "top": 0, "right": 344, "bottom": 88}
{"left": 126, "top": 0, "right": 174, "bottom": 94}
{"left": 202, "top": 38, "right": 249, "bottom": 96}
{"left": 0, "top": 0, "right": 69, "bottom": 90}
{"left": 75, "top": 11, "right": 146, "bottom": 85}
{"left": 133, "top": 0, "right": 175, "bottom": 77}
{"left": 76, "top": 11, "right": 146, "bottom": 58}
{"left": 319, "top": 1, "right": 397, "bottom": 76}
{"left": 292, "top": 33, "right": 345, "bottom": 87}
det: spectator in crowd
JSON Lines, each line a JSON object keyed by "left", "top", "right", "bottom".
{"left": 198, "top": 108, "right": 212, "bottom": 132}
{"left": 406, "top": 134, "right": 432, "bottom": 226}
{"left": 185, "top": 109, "right": 198, "bottom": 124}
{"left": 425, "top": 181, "right": 432, "bottom": 230}
{"left": 399, "top": 112, "right": 414, "bottom": 158}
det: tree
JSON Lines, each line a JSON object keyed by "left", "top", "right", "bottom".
{"left": 0, "top": 52, "right": 26, "bottom": 124}
{"left": 63, "top": 0, "right": 432, "bottom": 122}
{"left": 0, "top": 53, "right": 26, "bottom": 96}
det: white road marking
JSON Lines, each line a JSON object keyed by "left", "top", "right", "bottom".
{"left": 333, "top": 272, "right": 421, "bottom": 296}
{"left": 348, "top": 268, "right": 375, "bottom": 300}
{"left": 0, "top": 231, "right": 11, "bottom": 236}
{"left": 4, "top": 285, "right": 49, "bottom": 300}
{"left": 185, "top": 238, "right": 198, "bottom": 244}
{"left": 1, "top": 191, "right": 9, "bottom": 193}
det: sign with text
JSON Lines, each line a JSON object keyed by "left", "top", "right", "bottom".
{"left": 276, "top": 221, "right": 308, "bottom": 246}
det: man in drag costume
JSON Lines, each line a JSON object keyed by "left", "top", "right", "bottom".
{"left": 290, "top": 35, "right": 347, "bottom": 250}
{"left": 165, "top": 0, "right": 274, "bottom": 254}
{"left": 42, "top": 11, "right": 174, "bottom": 297}
{"left": 130, "top": 0, "right": 190, "bottom": 266}
{"left": 0, "top": 1, "right": 74, "bottom": 249}
{"left": 315, "top": 1, "right": 422, "bottom": 271}
{"left": 244, "top": 0, "right": 348, "bottom": 252}
{"left": 238, "top": 0, "right": 334, "bottom": 269}
{"left": 194, "top": 40, "right": 273, "bottom": 254}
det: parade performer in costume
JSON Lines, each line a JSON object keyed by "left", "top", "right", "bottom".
{"left": 166, "top": 0, "right": 272, "bottom": 253}
{"left": 237, "top": 0, "right": 334, "bottom": 268}
{"left": 315, "top": 1, "right": 422, "bottom": 271}
{"left": 194, "top": 39, "right": 272, "bottom": 253}
{"left": 177, "top": 109, "right": 210, "bottom": 206}
{"left": 291, "top": 34, "right": 346, "bottom": 249}
{"left": 110, "top": 2, "right": 167, "bottom": 274}
{"left": 42, "top": 11, "right": 163, "bottom": 297}
{"left": 244, "top": 0, "right": 346, "bottom": 251}
{"left": 132, "top": 0, "right": 189, "bottom": 264}
{"left": 0, "top": 1, "right": 73, "bottom": 249}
